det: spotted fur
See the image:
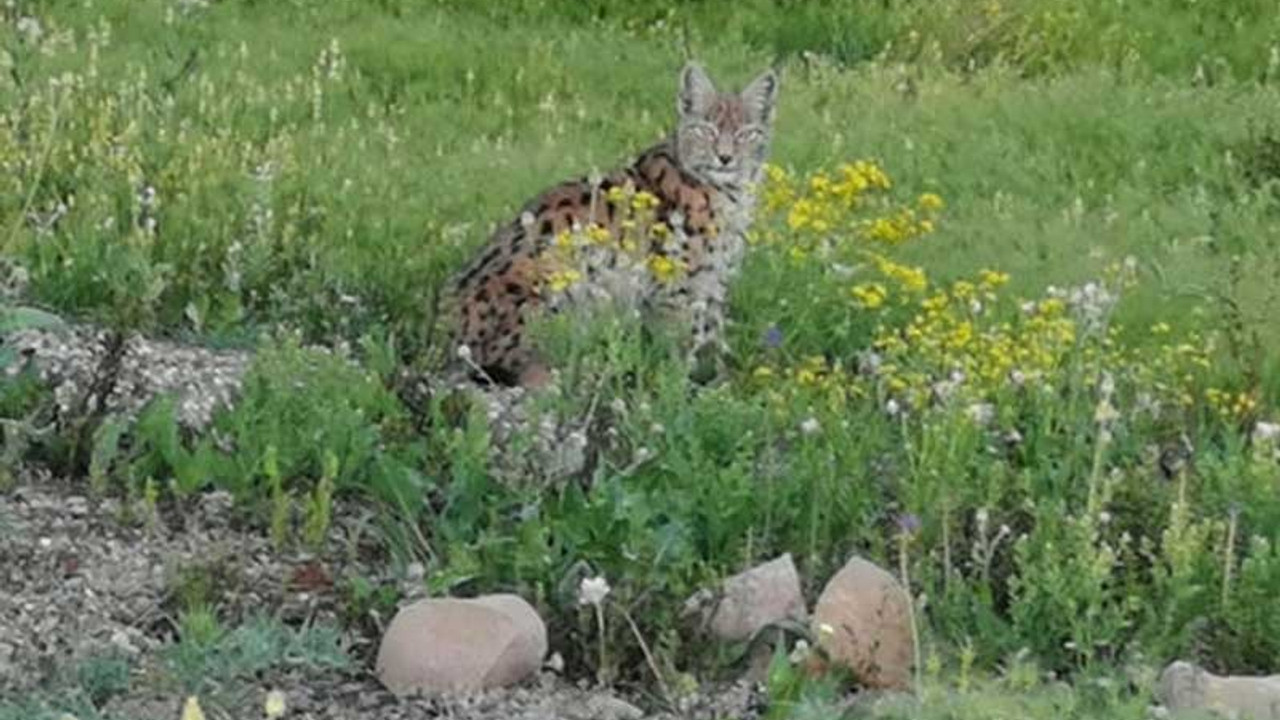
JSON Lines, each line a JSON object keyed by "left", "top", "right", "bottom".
{"left": 443, "top": 62, "right": 779, "bottom": 387}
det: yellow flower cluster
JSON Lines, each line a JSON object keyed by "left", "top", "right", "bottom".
{"left": 872, "top": 277, "right": 1079, "bottom": 408}
{"left": 546, "top": 268, "right": 582, "bottom": 293}
{"left": 539, "top": 182, "right": 682, "bottom": 293}
{"left": 1206, "top": 388, "right": 1259, "bottom": 422}
{"left": 851, "top": 283, "right": 889, "bottom": 309}
{"left": 771, "top": 161, "right": 892, "bottom": 234}
{"left": 756, "top": 161, "right": 943, "bottom": 261}
{"left": 744, "top": 156, "right": 1257, "bottom": 433}
{"left": 871, "top": 254, "right": 929, "bottom": 294}
{"left": 647, "top": 254, "right": 687, "bottom": 285}
{"left": 860, "top": 207, "right": 936, "bottom": 245}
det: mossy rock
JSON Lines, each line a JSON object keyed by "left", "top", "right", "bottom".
{"left": 1, "top": 305, "right": 67, "bottom": 372}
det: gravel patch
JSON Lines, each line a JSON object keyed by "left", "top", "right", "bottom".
{"left": 0, "top": 472, "right": 768, "bottom": 719}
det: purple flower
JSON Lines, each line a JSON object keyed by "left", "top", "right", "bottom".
{"left": 895, "top": 513, "right": 922, "bottom": 535}
{"left": 762, "top": 324, "right": 783, "bottom": 349}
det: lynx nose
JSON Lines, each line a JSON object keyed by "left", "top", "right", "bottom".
{"left": 717, "top": 153, "right": 733, "bottom": 166}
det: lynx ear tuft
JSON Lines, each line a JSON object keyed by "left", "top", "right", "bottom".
{"left": 742, "top": 68, "right": 779, "bottom": 125}
{"left": 678, "top": 61, "right": 717, "bottom": 117}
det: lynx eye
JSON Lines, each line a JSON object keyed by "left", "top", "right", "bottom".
{"left": 687, "top": 124, "right": 715, "bottom": 139}
{"left": 736, "top": 127, "right": 764, "bottom": 144}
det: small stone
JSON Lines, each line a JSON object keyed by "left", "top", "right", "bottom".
{"left": 703, "top": 553, "right": 806, "bottom": 643}
{"left": 64, "top": 496, "right": 89, "bottom": 517}
{"left": 566, "top": 692, "right": 644, "bottom": 720}
{"left": 1157, "top": 660, "right": 1280, "bottom": 719}
{"left": 0, "top": 641, "right": 14, "bottom": 681}
{"left": 110, "top": 629, "right": 139, "bottom": 656}
{"left": 405, "top": 562, "right": 426, "bottom": 584}
{"left": 811, "top": 555, "right": 914, "bottom": 691}
{"left": 376, "top": 594, "right": 547, "bottom": 696}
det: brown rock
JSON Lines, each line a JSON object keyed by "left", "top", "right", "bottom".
{"left": 811, "top": 555, "right": 914, "bottom": 691}
{"left": 376, "top": 594, "right": 547, "bottom": 696}
{"left": 707, "top": 553, "right": 806, "bottom": 643}
{"left": 1157, "top": 661, "right": 1280, "bottom": 719}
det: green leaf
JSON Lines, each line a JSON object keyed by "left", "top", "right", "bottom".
{"left": 0, "top": 306, "right": 66, "bottom": 373}
{"left": 0, "top": 305, "right": 66, "bottom": 335}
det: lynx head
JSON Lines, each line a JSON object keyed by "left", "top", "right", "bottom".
{"left": 675, "top": 61, "right": 779, "bottom": 190}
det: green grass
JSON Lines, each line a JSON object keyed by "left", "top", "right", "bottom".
{"left": 4, "top": 0, "right": 1280, "bottom": 715}
{"left": 0, "top": 614, "right": 348, "bottom": 720}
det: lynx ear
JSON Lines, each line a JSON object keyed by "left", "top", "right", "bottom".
{"left": 742, "top": 68, "right": 779, "bottom": 125}
{"left": 678, "top": 61, "right": 717, "bottom": 117}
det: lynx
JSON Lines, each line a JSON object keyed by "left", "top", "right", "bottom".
{"left": 444, "top": 62, "right": 779, "bottom": 386}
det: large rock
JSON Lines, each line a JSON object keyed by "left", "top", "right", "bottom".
{"left": 811, "top": 555, "right": 913, "bottom": 691}
{"left": 5, "top": 325, "right": 250, "bottom": 430}
{"left": 706, "top": 553, "right": 806, "bottom": 643}
{"left": 1157, "top": 661, "right": 1280, "bottom": 719}
{"left": 376, "top": 594, "right": 548, "bottom": 696}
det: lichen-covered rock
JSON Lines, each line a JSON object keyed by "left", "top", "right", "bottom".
{"left": 5, "top": 326, "right": 251, "bottom": 430}
{"left": 692, "top": 554, "right": 806, "bottom": 644}
{"left": 1157, "top": 660, "right": 1280, "bottom": 719}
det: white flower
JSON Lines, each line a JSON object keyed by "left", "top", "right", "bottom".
{"left": 1099, "top": 371, "right": 1116, "bottom": 399}
{"left": 857, "top": 351, "right": 882, "bottom": 376}
{"left": 799, "top": 417, "right": 821, "bottom": 435}
{"left": 455, "top": 344, "right": 473, "bottom": 361}
{"left": 975, "top": 507, "right": 990, "bottom": 529}
{"left": 16, "top": 16, "right": 43, "bottom": 42}
{"left": 264, "top": 689, "right": 287, "bottom": 719}
{"left": 788, "top": 639, "right": 811, "bottom": 664}
{"left": 578, "top": 576, "right": 611, "bottom": 606}
{"left": 885, "top": 398, "right": 902, "bottom": 417}
{"left": 180, "top": 696, "right": 207, "bottom": 720}
{"left": 966, "top": 403, "right": 995, "bottom": 427}
{"left": 1094, "top": 399, "right": 1119, "bottom": 425}
{"left": 1253, "top": 421, "right": 1280, "bottom": 444}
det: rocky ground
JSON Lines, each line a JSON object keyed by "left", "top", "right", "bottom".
{"left": 0, "top": 470, "right": 772, "bottom": 719}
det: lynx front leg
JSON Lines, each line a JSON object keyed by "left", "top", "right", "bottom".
{"left": 683, "top": 272, "right": 732, "bottom": 382}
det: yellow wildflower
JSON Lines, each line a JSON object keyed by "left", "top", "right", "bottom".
{"left": 873, "top": 255, "right": 929, "bottom": 293}
{"left": 918, "top": 192, "right": 945, "bottom": 211}
{"left": 851, "top": 283, "right": 888, "bottom": 309}
{"left": 647, "top": 254, "right": 685, "bottom": 284}
{"left": 605, "top": 185, "right": 628, "bottom": 205}
{"left": 264, "top": 690, "right": 288, "bottom": 719}
{"left": 547, "top": 269, "right": 581, "bottom": 292}
{"left": 978, "top": 269, "right": 1010, "bottom": 289}
{"left": 585, "top": 224, "right": 612, "bottom": 245}
{"left": 181, "top": 697, "right": 207, "bottom": 720}
{"left": 631, "top": 190, "right": 659, "bottom": 211}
